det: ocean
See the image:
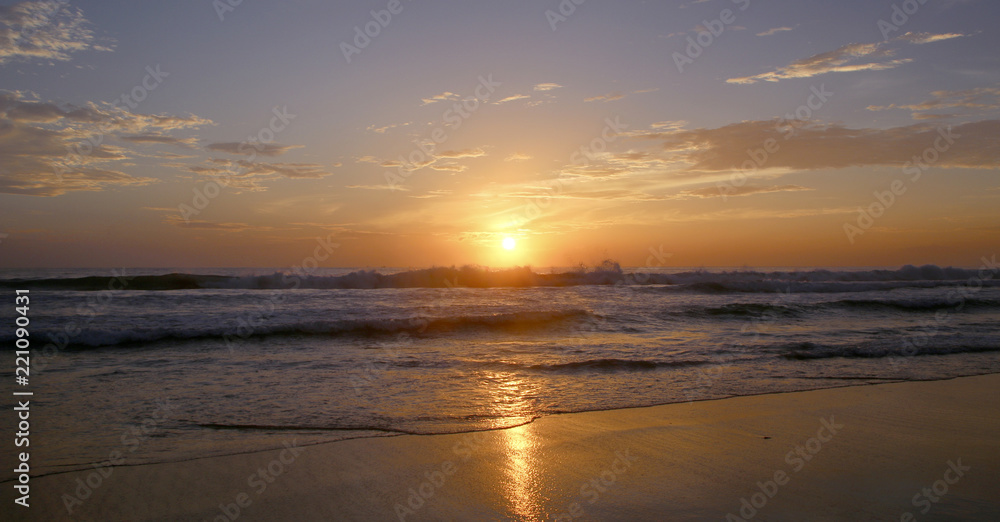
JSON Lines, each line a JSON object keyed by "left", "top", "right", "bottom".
{"left": 2, "top": 263, "right": 999, "bottom": 478}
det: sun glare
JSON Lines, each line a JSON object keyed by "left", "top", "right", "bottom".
{"left": 502, "top": 237, "right": 516, "bottom": 250}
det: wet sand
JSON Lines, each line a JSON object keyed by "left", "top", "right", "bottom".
{"left": 8, "top": 373, "right": 1000, "bottom": 521}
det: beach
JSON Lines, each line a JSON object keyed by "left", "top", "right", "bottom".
{"left": 3, "top": 0, "right": 1000, "bottom": 519}
{"left": 9, "top": 373, "right": 999, "bottom": 521}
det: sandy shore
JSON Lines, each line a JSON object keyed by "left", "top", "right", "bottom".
{"left": 7, "top": 373, "right": 1000, "bottom": 521}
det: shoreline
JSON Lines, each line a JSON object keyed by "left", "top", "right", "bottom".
{"left": 6, "top": 372, "right": 1000, "bottom": 520}
{"left": 12, "top": 371, "right": 995, "bottom": 483}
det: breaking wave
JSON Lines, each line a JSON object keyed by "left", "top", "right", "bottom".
{"left": 8, "top": 309, "right": 596, "bottom": 349}
{"left": 2, "top": 263, "right": 996, "bottom": 292}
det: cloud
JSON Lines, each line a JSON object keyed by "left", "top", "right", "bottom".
{"left": 219, "top": 160, "right": 331, "bottom": 178}
{"left": 205, "top": 142, "right": 302, "bottom": 156}
{"left": 2, "top": 99, "right": 75, "bottom": 121}
{"left": 756, "top": 26, "right": 793, "bottom": 37}
{"left": 177, "top": 158, "right": 334, "bottom": 192}
{"left": 533, "top": 83, "right": 563, "bottom": 92}
{"left": 584, "top": 92, "right": 626, "bottom": 103}
{"left": 584, "top": 88, "right": 658, "bottom": 103}
{"left": 0, "top": 0, "right": 112, "bottom": 64}
{"left": 546, "top": 147, "right": 676, "bottom": 183}
{"left": 429, "top": 163, "right": 467, "bottom": 172}
{"left": 494, "top": 94, "right": 530, "bottom": 105}
{"left": 420, "top": 92, "right": 460, "bottom": 105}
{"left": 169, "top": 164, "right": 261, "bottom": 191}
{"left": 410, "top": 189, "right": 452, "bottom": 199}
{"left": 663, "top": 206, "right": 855, "bottom": 223}
{"left": 120, "top": 134, "right": 199, "bottom": 147}
{"left": 651, "top": 119, "right": 1000, "bottom": 172}
{"left": 0, "top": 166, "right": 151, "bottom": 197}
{"left": 501, "top": 188, "right": 670, "bottom": 202}
{"left": 249, "top": 162, "right": 331, "bottom": 179}
{"left": 504, "top": 153, "right": 532, "bottom": 162}
{"left": 727, "top": 42, "right": 910, "bottom": 84}
{"left": 867, "top": 84, "right": 1000, "bottom": 118}
{"left": 911, "top": 113, "right": 955, "bottom": 120}
{"left": 682, "top": 184, "right": 812, "bottom": 198}
{"left": 366, "top": 121, "right": 411, "bottom": 134}
{"left": 436, "top": 147, "right": 486, "bottom": 159}
{"left": 126, "top": 114, "right": 213, "bottom": 131}
{"left": 501, "top": 117, "right": 999, "bottom": 221}
{"left": 650, "top": 120, "right": 688, "bottom": 131}
{"left": 162, "top": 215, "right": 273, "bottom": 231}
{"left": 355, "top": 147, "right": 486, "bottom": 176}
{"left": 729, "top": 33, "right": 972, "bottom": 85}
{"left": 346, "top": 184, "right": 409, "bottom": 191}
{"left": 0, "top": 91, "right": 210, "bottom": 196}
{"left": 897, "top": 31, "right": 967, "bottom": 44}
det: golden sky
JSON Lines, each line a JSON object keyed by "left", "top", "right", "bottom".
{"left": 1, "top": 0, "right": 998, "bottom": 268}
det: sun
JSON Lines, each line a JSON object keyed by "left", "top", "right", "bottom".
{"left": 502, "top": 237, "right": 516, "bottom": 250}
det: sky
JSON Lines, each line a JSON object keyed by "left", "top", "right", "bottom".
{"left": 0, "top": 0, "right": 998, "bottom": 268}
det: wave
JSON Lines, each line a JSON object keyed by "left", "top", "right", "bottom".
{"left": 665, "top": 297, "right": 1000, "bottom": 320}
{"left": 774, "top": 339, "right": 1000, "bottom": 361}
{"left": 670, "top": 303, "right": 803, "bottom": 319}
{"left": 9, "top": 310, "right": 596, "bottom": 349}
{"left": 832, "top": 297, "right": 1000, "bottom": 312}
{"left": 2, "top": 263, "right": 996, "bottom": 292}
{"left": 669, "top": 280, "right": 1000, "bottom": 294}
{"left": 483, "top": 358, "right": 710, "bottom": 373}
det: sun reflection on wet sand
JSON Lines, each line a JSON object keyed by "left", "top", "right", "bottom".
{"left": 501, "top": 424, "right": 545, "bottom": 520}
{"left": 480, "top": 370, "right": 547, "bottom": 519}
